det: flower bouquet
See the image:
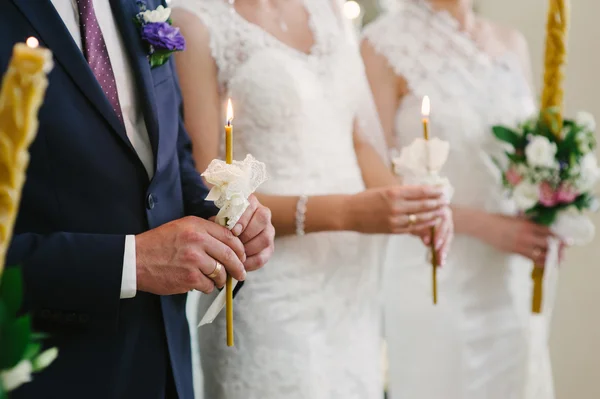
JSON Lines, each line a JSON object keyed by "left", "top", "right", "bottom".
{"left": 490, "top": 0, "right": 600, "bottom": 314}
{"left": 493, "top": 110, "right": 599, "bottom": 228}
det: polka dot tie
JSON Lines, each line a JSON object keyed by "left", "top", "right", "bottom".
{"left": 76, "top": 0, "right": 123, "bottom": 123}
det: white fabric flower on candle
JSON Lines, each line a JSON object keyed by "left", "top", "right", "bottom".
{"left": 202, "top": 154, "right": 268, "bottom": 229}
{"left": 393, "top": 137, "right": 453, "bottom": 201}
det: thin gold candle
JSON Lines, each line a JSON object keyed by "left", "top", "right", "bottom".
{"left": 225, "top": 98, "right": 234, "bottom": 346}
{"left": 533, "top": 0, "right": 569, "bottom": 314}
{"left": 0, "top": 38, "right": 52, "bottom": 274}
{"left": 421, "top": 96, "right": 438, "bottom": 305}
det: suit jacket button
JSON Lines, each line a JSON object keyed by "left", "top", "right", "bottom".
{"left": 146, "top": 194, "right": 155, "bottom": 210}
{"left": 79, "top": 314, "right": 90, "bottom": 324}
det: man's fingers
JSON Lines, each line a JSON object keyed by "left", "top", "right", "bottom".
{"left": 231, "top": 195, "right": 259, "bottom": 237}
{"left": 205, "top": 222, "right": 246, "bottom": 262}
{"left": 239, "top": 205, "right": 272, "bottom": 244}
{"left": 203, "top": 235, "right": 247, "bottom": 281}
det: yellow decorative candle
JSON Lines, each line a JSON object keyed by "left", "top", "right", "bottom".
{"left": 421, "top": 96, "right": 438, "bottom": 305}
{"left": 0, "top": 38, "right": 52, "bottom": 274}
{"left": 541, "top": 0, "right": 569, "bottom": 135}
{"left": 533, "top": 0, "right": 569, "bottom": 314}
{"left": 225, "top": 98, "right": 234, "bottom": 346}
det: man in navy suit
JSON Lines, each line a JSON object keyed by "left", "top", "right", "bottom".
{"left": 0, "top": 0, "right": 275, "bottom": 398}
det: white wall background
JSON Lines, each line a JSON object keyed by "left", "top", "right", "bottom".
{"left": 477, "top": 1, "right": 600, "bottom": 398}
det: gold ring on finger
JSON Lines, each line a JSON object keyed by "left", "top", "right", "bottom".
{"left": 408, "top": 214, "right": 417, "bottom": 226}
{"left": 207, "top": 261, "right": 223, "bottom": 279}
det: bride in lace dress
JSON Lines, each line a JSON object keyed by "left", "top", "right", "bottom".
{"left": 170, "top": 0, "right": 453, "bottom": 398}
{"left": 362, "top": 1, "right": 560, "bottom": 398}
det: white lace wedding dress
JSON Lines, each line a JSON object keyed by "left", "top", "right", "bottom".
{"left": 364, "top": 1, "right": 555, "bottom": 398}
{"left": 175, "top": 1, "right": 385, "bottom": 398}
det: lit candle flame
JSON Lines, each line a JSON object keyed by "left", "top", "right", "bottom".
{"left": 26, "top": 37, "right": 39, "bottom": 49}
{"left": 226, "top": 98, "right": 234, "bottom": 125}
{"left": 421, "top": 95, "right": 430, "bottom": 118}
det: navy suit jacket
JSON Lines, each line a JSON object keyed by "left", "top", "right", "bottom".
{"left": 1, "top": 0, "right": 217, "bottom": 397}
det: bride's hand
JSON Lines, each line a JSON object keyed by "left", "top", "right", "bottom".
{"left": 479, "top": 213, "right": 561, "bottom": 264}
{"left": 344, "top": 185, "right": 448, "bottom": 234}
{"left": 416, "top": 206, "right": 453, "bottom": 266}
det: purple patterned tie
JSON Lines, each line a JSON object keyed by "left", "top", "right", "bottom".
{"left": 76, "top": 0, "right": 123, "bottom": 123}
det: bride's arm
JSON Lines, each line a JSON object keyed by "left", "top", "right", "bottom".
{"left": 172, "top": 9, "right": 445, "bottom": 238}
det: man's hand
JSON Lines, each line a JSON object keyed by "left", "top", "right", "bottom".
{"left": 135, "top": 216, "right": 247, "bottom": 295}
{"left": 230, "top": 195, "right": 275, "bottom": 271}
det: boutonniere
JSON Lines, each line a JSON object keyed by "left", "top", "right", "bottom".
{"left": 134, "top": 1, "right": 186, "bottom": 68}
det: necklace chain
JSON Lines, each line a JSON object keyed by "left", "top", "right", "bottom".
{"left": 228, "top": 0, "right": 289, "bottom": 32}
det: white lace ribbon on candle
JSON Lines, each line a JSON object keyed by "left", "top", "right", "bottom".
{"left": 198, "top": 154, "right": 268, "bottom": 326}
{"left": 392, "top": 137, "right": 454, "bottom": 201}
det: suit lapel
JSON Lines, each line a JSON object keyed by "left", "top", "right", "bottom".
{"left": 11, "top": 0, "right": 133, "bottom": 153}
{"left": 110, "top": 0, "right": 161, "bottom": 173}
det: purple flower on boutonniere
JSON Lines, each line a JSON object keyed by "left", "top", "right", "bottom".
{"left": 134, "top": 1, "right": 186, "bottom": 68}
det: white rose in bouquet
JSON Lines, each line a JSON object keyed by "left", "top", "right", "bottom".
{"left": 575, "top": 152, "right": 600, "bottom": 192}
{"left": 513, "top": 180, "right": 540, "bottom": 211}
{"left": 575, "top": 111, "right": 596, "bottom": 132}
{"left": 525, "top": 136, "right": 557, "bottom": 168}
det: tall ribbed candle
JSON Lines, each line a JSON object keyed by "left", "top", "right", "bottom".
{"left": 0, "top": 38, "right": 52, "bottom": 274}
{"left": 533, "top": 0, "right": 569, "bottom": 314}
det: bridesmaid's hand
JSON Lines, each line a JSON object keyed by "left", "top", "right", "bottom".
{"left": 416, "top": 206, "right": 453, "bottom": 267}
{"left": 480, "top": 213, "right": 562, "bottom": 264}
{"left": 344, "top": 185, "right": 448, "bottom": 234}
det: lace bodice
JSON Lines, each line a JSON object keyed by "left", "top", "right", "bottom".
{"left": 178, "top": 0, "right": 366, "bottom": 197}
{"left": 363, "top": 0, "right": 536, "bottom": 213}
{"left": 175, "top": 1, "right": 385, "bottom": 398}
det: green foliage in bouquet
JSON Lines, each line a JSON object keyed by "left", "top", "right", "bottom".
{"left": 0, "top": 268, "right": 57, "bottom": 397}
{"left": 492, "top": 108, "right": 599, "bottom": 226}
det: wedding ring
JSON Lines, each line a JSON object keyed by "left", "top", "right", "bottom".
{"left": 408, "top": 214, "right": 417, "bottom": 226}
{"left": 207, "top": 261, "right": 223, "bottom": 279}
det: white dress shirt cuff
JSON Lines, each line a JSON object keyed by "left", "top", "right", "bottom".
{"left": 121, "top": 235, "right": 137, "bottom": 299}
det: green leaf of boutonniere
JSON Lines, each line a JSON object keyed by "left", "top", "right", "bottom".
{"left": 150, "top": 50, "right": 174, "bottom": 69}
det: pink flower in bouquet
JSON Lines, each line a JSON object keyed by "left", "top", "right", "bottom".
{"left": 505, "top": 167, "right": 523, "bottom": 186}
{"left": 556, "top": 183, "right": 578, "bottom": 204}
{"left": 539, "top": 181, "right": 559, "bottom": 207}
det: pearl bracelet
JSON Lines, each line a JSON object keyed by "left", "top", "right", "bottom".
{"left": 295, "top": 195, "right": 308, "bottom": 236}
